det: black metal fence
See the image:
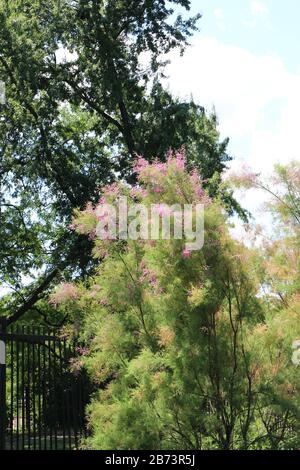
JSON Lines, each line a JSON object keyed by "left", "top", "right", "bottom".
{"left": 0, "top": 321, "right": 91, "bottom": 450}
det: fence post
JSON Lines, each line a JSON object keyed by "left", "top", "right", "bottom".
{"left": 0, "top": 317, "right": 7, "bottom": 450}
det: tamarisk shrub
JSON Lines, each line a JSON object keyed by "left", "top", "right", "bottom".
{"left": 51, "top": 150, "right": 269, "bottom": 449}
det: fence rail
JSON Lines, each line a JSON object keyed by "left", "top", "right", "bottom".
{"left": 0, "top": 319, "right": 91, "bottom": 450}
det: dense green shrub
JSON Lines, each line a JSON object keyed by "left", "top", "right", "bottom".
{"left": 51, "top": 153, "right": 300, "bottom": 449}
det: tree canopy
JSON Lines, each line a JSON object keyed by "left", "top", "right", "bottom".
{"left": 0, "top": 0, "right": 242, "bottom": 323}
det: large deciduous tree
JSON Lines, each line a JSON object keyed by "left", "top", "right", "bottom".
{"left": 0, "top": 1, "right": 242, "bottom": 323}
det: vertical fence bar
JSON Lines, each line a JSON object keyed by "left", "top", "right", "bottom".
{"left": 70, "top": 341, "right": 78, "bottom": 450}
{"left": 32, "top": 327, "right": 36, "bottom": 450}
{"left": 21, "top": 326, "right": 25, "bottom": 450}
{"left": 42, "top": 328, "right": 47, "bottom": 450}
{"left": 47, "top": 333, "right": 53, "bottom": 450}
{"left": 0, "top": 317, "right": 7, "bottom": 451}
{"left": 77, "top": 351, "right": 84, "bottom": 439}
{"left": 15, "top": 325, "right": 20, "bottom": 450}
{"left": 81, "top": 372, "right": 87, "bottom": 438}
{"left": 58, "top": 340, "right": 66, "bottom": 450}
{"left": 52, "top": 334, "right": 58, "bottom": 450}
{"left": 10, "top": 325, "right": 14, "bottom": 450}
{"left": 63, "top": 339, "right": 72, "bottom": 450}
{"left": 26, "top": 325, "right": 31, "bottom": 450}
{"left": 37, "top": 327, "right": 42, "bottom": 450}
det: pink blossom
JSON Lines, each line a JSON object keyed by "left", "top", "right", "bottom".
{"left": 141, "top": 267, "right": 157, "bottom": 287}
{"left": 175, "top": 151, "right": 186, "bottom": 171}
{"left": 133, "top": 156, "right": 149, "bottom": 175}
{"left": 152, "top": 160, "right": 167, "bottom": 175}
{"left": 293, "top": 167, "right": 300, "bottom": 184}
{"left": 90, "top": 284, "right": 102, "bottom": 297}
{"left": 88, "top": 228, "right": 97, "bottom": 240}
{"left": 139, "top": 260, "right": 147, "bottom": 269}
{"left": 190, "top": 168, "right": 200, "bottom": 183}
{"left": 166, "top": 148, "right": 186, "bottom": 171}
{"left": 153, "top": 186, "right": 164, "bottom": 194}
{"left": 96, "top": 208, "right": 109, "bottom": 222}
{"left": 153, "top": 204, "right": 172, "bottom": 217}
{"left": 155, "top": 287, "right": 165, "bottom": 295}
{"left": 94, "top": 247, "right": 109, "bottom": 258}
{"left": 229, "top": 165, "right": 259, "bottom": 188}
{"left": 190, "top": 169, "right": 205, "bottom": 199}
{"left": 182, "top": 248, "right": 192, "bottom": 259}
{"left": 98, "top": 196, "right": 107, "bottom": 204}
{"left": 139, "top": 261, "right": 159, "bottom": 289}
{"left": 49, "top": 283, "right": 79, "bottom": 306}
{"left": 130, "top": 186, "right": 148, "bottom": 199}
{"left": 69, "top": 357, "right": 84, "bottom": 376}
{"left": 195, "top": 187, "right": 205, "bottom": 198}
{"left": 76, "top": 346, "right": 90, "bottom": 356}
{"left": 103, "top": 182, "right": 120, "bottom": 197}
{"left": 99, "top": 229, "right": 112, "bottom": 240}
{"left": 91, "top": 284, "right": 101, "bottom": 292}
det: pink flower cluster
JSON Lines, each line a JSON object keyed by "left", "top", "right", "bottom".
{"left": 153, "top": 204, "right": 172, "bottom": 217}
{"left": 69, "top": 357, "right": 84, "bottom": 376}
{"left": 88, "top": 228, "right": 97, "bottom": 240}
{"left": 290, "top": 167, "right": 300, "bottom": 185}
{"left": 103, "top": 182, "right": 121, "bottom": 197}
{"left": 139, "top": 261, "right": 157, "bottom": 288}
{"left": 95, "top": 207, "right": 109, "bottom": 222}
{"left": 190, "top": 169, "right": 205, "bottom": 200}
{"left": 182, "top": 248, "right": 192, "bottom": 259}
{"left": 153, "top": 186, "right": 164, "bottom": 194}
{"left": 49, "top": 283, "right": 79, "bottom": 306}
{"left": 133, "top": 149, "right": 187, "bottom": 183}
{"left": 133, "top": 156, "right": 149, "bottom": 174}
{"left": 173, "top": 150, "right": 186, "bottom": 171}
{"left": 229, "top": 165, "right": 259, "bottom": 189}
{"left": 95, "top": 246, "right": 109, "bottom": 259}
{"left": 130, "top": 186, "right": 148, "bottom": 199}
{"left": 76, "top": 346, "right": 90, "bottom": 356}
{"left": 152, "top": 160, "right": 168, "bottom": 176}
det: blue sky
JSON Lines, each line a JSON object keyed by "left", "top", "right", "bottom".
{"left": 190, "top": 0, "right": 300, "bottom": 74}
{"left": 166, "top": 0, "right": 300, "bottom": 228}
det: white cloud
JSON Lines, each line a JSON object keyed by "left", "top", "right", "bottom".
{"left": 244, "top": 1, "right": 269, "bottom": 29}
{"left": 250, "top": 0, "right": 268, "bottom": 16}
{"left": 164, "top": 35, "right": 300, "bottom": 221}
{"left": 165, "top": 36, "right": 300, "bottom": 171}
{"left": 213, "top": 8, "right": 223, "bottom": 19}
{"left": 243, "top": 20, "right": 256, "bottom": 29}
